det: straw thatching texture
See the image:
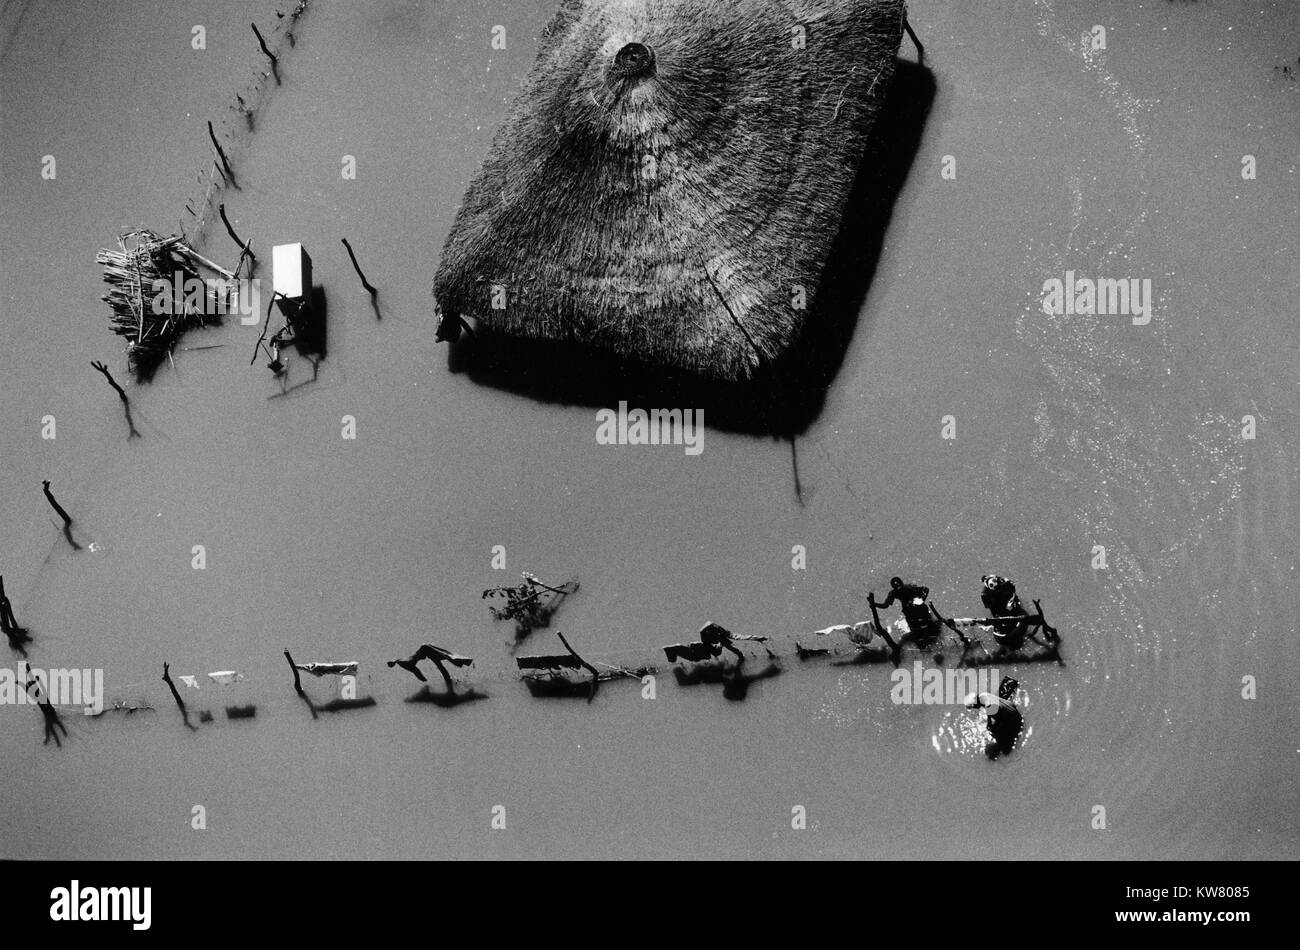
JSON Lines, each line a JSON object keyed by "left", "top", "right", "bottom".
{"left": 434, "top": 0, "right": 906, "bottom": 383}
{"left": 97, "top": 229, "right": 236, "bottom": 381}
{"left": 97, "top": 231, "right": 207, "bottom": 380}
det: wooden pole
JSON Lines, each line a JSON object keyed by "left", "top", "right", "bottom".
{"left": 0, "top": 575, "right": 12, "bottom": 632}
{"left": 904, "top": 16, "right": 925, "bottom": 63}
{"left": 41, "top": 480, "right": 72, "bottom": 527}
{"left": 162, "top": 663, "right": 186, "bottom": 712}
{"left": 930, "top": 602, "right": 973, "bottom": 646}
{"left": 867, "top": 592, "right": 900, "bottom": 657}
{"left": 284, "top": 649, "right": 305, "bottom": 696}
{"left": 556, "top": 631, "right": 600, "bottom": 702}
{"left": 207, "top": 121, "right": 236, "bottom": 186}
{"left": 219, "top": 205, "right": 255, "bottom": 262}
{"left": 1032, "top": 599, "right": 1059, "bottom": 641}
{"left": 432, "top": 657, "right": 455, "bottom": 692}
{"left": 250, "top": 290, "right": 279, "bottom": 365}
{"left": 0, "top": 574, "right": 30, "bottom": 656}
{"left": 178, "top": 244, "right": 236, "bottom": 280}
{"left": 341, "top": 238, "right": 377, "bottom": 295}
{"left": 91, "top": 360, "right": 141, "bottom": 438}
{"left": 251, "top": 23, "right": 280, "bottom": 83}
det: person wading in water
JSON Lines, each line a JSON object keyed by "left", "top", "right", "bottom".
{"left": 871, "top": 577, "right": 939, "bottom": 645}
{"left": 980, "top": 574, "right": 1030, "bottom": 653}
{"left": 965, "top": 675, "right": 1023, "bottom": 760}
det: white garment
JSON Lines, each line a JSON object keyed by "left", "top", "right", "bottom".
{"left": 207, "top": 671, "right": 244, "bottom": 686}
{"left": 813, "top": 623, "right": 852, "bottom": 637}
{"left": 178, "top": 675, "right": 199, "bottom": 689}
{"left": 294, "top": 661, "right": 358, "bottom": 677}
{"left": 813, "top": 621, "right": 875, "bottom": 643}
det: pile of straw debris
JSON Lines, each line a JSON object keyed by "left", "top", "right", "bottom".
{"left": 96, "top": 229, "right": 234, "bottom": 380}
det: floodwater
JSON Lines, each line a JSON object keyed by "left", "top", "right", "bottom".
{"left": 1, "top": 0, "right": 1297, "bottom": 859}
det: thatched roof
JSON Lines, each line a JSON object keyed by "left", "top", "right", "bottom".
{"left": 434, "top": 0, "right": 906, "bottom": 383}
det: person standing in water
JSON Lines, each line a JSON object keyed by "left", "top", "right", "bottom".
{"left": 873, "top": 577, "right": 938, "bottom": 643}
{"left": 966, "top": 675, "right": 1023, "bottom": 760}
{"left": 980, "top": 574, "right": 1029, "bottom": 652}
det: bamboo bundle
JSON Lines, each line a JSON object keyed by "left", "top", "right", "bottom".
{"left": 96, "top": 229, "right": 233, "bottom": 381}
{"left": 434, "top": 0, "right": 907, "bottom": 383}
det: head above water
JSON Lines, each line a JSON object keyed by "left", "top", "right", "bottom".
{"left": 890, "top": 577, "right": 903, "bottom": 589}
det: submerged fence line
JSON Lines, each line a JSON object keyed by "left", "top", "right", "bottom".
{"left": 13, "top": 604, "right": 1060, "bottom": 726}
{"left": 179, "top": 1, "right": 311, "bottom": 250}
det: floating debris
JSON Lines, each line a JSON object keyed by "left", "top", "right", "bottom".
{"left": 517, "top": 632, "right": 651, "bottom": 701}
{"left": 795, "top": 643, "right": 832, "bottom": 660}
{"left": 387, "top": 644, "right": 472, "bottom": 690}
{"left": 284, "top": 648, "right": 375, "bottom": 719}
{"left": 292, "top": 661, "right": 358, "bottom": 678}
{"left": 483, "top": 572, "right": 578, "bottom": 645}
{"left": 87, "top": 699, "right": 154, "bottom": 718}
{"left": 929, "top": 600, "right": 1062, "bottom": 667}
{"left": 96, "top": 229, "right": 237, "bottom": 381}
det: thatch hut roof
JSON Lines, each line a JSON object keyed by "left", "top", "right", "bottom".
{"left": 434, "top": 0, "right": 906, "bottom": 383}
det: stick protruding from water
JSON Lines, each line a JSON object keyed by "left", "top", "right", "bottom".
{"left": 219, "top": 205, "right": 256, "bottom": 272}
{"left": 251, "top": 22, "right": 280, "bottom": 83}
{"left": 42, "top": 480, "right": 72, "bottom": 527}
{"left": 341, "top": 238, "right": 378, "bottom": 297}
{"left": 91, "top": 360, "right": 141, "bottom": 439}
{"left": 207, "top": 121, "right": 237, "bottom": 186}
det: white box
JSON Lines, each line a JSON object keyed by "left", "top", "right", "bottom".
{"left": 272, "top": 243, "right": 312, "bottom": 300}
